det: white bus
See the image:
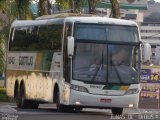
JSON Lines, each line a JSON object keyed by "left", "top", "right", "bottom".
{"left": 6, "top": 13, "right": 148, "bottom": 115}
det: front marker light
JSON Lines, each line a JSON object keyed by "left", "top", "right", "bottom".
{"left": 71, "top": 84, "right": 89, "bottom": 93}
{"left": 129, "top": 104, "right": 134, "bottom": 108}
{"left": 125, "top": 88, "right": 139, "bottom": 95}
{"left": 75, "top": 101, "right": 81, "bottom": 105}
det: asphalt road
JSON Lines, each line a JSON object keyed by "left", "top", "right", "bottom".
{"left": 0, "top": 103, "right": 160, "bottom": 120}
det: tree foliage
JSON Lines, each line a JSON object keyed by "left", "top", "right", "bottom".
{"left": 15, "top": 0, "right": 32, "bottom": 20}
{"left": 55, "top": 0, "right": 69, "bottom": 11}
{"left": 74, "top": 0, "right": 83, "bottom": 13}
{"left": 0, "top": 26, "right": 8, "bottom": 74}
{"left": 55, "top": 0, "right": 83, "bottom": 13}
{"left": 0, "top": 0, "right": 10, "bottom": 74}
{"left": 0, "top": 0, "right": 6, "bottom": 12}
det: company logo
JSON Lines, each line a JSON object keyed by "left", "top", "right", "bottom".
{"left": 105, "top": 90, "right": 109, "bottom": 94}
{"left": 127, "top": 0, "right": 136, "bottom": 3}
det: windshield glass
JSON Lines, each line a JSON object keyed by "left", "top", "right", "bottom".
{"left": 75, "top": 24, "right": 139, "bottom": 42}
{"left": 72, "top": 24, "right": 140, "bottom": 84}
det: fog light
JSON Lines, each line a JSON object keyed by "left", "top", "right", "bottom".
{"left": 129, "top": 104, "right": 134, "bottom": 108}
{"left": 75, "top": 101, "right": 80, "bottom": 105}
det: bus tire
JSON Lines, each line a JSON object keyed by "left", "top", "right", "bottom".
{"left": 32, "top": 102, "right": 39, "bottom": 109}
{"left": 15, "top": 84, "right": 20, "bottom": 107}
{"left": 28, "top": 101, "right": 39, "bottom": 109}
{"left": 112, "top": 108, "right": 123, "bottom": 115}
{"left": 55, "top": 91, "right": 64, "bottom": 111}
{"left": 17, "top": 84, "right": 28, "bottom": 108}
{"left": 74, "top": 107, "right": 83, "bottom": 112}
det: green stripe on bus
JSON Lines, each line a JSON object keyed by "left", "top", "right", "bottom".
{"left": 103, "top": 85, "right": 129, "bottom": 90}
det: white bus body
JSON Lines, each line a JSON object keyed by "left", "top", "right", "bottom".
{"left": 6, "top": 14, "right": 141, "bottom": 115}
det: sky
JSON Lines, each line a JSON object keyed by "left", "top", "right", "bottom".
{"left": 153, "top": 0, "right": 160, "bottom": 2}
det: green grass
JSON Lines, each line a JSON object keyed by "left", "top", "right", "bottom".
{"left": 0, "top": 88, "right": 9, "bottom": 102}
{"left": 0, "top": 88, "right": 6, "bottom": 93}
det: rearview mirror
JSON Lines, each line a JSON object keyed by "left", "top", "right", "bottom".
{"left": 67, "top": 36, "right": 74, "bottom": 58}
{"left": 143, "top": 43, "right": 151, "bottom": 61}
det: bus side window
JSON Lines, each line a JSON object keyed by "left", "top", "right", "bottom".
{"left": 27, "top": 25, "right": 49, "bottom": 51}
{"left": 63, "top": 23, "right": 72, "bottom": 83}
{"left": 48, "top": 24, "right": 63, "bottom": 51}
{"left": 10, "top": 27, "right": 28, "bottom": 51}
{"left": 37, "top": 25, "right": 48, "bottom": 50}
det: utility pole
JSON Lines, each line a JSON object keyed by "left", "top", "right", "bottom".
{"left": 110, "top": 0, "right": 120, "bottom": 18}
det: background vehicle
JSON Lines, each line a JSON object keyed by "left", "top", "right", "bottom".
{"left": 6, "top": 13, "right": 145, "bottom": 115}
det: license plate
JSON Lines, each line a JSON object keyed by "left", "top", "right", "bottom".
{"left": 100, "top": 98, "right": 112, "bottom": 103}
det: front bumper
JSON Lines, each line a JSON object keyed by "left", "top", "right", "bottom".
{"left": 69, "top": 90, "right": 139, "bottom": 109}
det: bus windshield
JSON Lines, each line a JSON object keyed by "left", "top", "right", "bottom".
{"left": 74, "top": 23, "right": 139, "bottom": 42}
{"left": 72, "top": 23, "right": 140, "bottom": 84}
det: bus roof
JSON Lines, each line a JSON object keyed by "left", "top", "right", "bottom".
{"left": 11, "top": 18, "right": 64, "bottom": 28}
{"left": 65, "top": 17, "right": 138, "bottom": 26}
{"left": 11, "top": 14, "right": 138, "bottom": 28}
{"left": 36, "top": 13, "right": 138, "bottom": 27}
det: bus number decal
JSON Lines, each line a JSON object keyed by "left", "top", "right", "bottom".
{"left": 7, "top": 53, "right": 36, "bottom": 70}
{"left": 8, "top": 57, "right": 15, "bottom": 65}
{"left": 19, "top": 56, "right": 33, "bottom": 66}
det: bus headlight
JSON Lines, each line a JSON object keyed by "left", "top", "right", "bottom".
{"left": 71, "top": 84, "right": 89, "bottom": 93}
{"left": 125, "top": 88, "right": 139, "bottom": 95}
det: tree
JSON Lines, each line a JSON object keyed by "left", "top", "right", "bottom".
{"left": 55, "top": 0, "right": 69, "bottom": 11}
{"left": 74, "top": 0, "right": 83, "bottom": 13}
{"left": 0, "top": 0, "right": 10, "bottom": 74}
{"left": 0, "top": 0, "right": 6, "bottom": 12}
{"left": 15, "top": 0, "right": 32, "bottom": 20}
{"left": 69, "top": 0, "right": 74, "bottom": 13}
{"left": 38, "top": 0, "right": 52, "bottom": 16}
{"left": 110, "top": 0, "right": 120, "bottom": 18}
{"left": 88, "top": 0, "right": 100, "bottom": 14}
{"left": 55, "top": 0, "right": 83, "bottom": 13}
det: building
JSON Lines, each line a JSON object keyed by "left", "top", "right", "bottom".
{"left": 141, "top": 22, "right": 160, "bottom": 65}
{"left": 139, "top": 1, "right": 160, "bottom": 65}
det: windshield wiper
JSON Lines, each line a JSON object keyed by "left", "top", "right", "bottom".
{"left": 112, "top": 63, "right": 124, "bottom": 84}
{"left": 110, "top": 52, "right": 124, "bottom": 84}
{"left": 91, "top": 48, "right": 104, "bottom": 82}
{"left": 91, "top": 64, "right": 102, "bottom": 82}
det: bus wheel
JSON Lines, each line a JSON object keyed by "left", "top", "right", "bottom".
{"left": 32, "top": 102, "right": 39, "bottom": 109}
{"left": 18, "top": 85, "right": 27, "bottom": 108}
{"left": 15, "top": 86, "right": 20, "bottom": 107}
{"left": 74, "top": 107, "right": 83, "bottom": 112}
{"left": 55, "top": 91, "right": 64, "bottom": 111}
{"left": 65, "top": 106, "right": 74, "bottom": 112}
{"left": 27, "top": 101, "right": 39, "bottom": 109}
{"left": 112, "top": 108, "right": 123, "bottom": 115}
